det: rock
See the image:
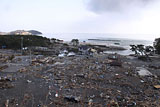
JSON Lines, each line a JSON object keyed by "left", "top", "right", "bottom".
{"left": 74, "top": 74, "right": 85, "bottom": 78}
{"left": 149, "top": 64, "right": 160, "bottom": 69}
{"left": 64, "top": 96, "right": 80, "bottom": 103}
{"left": 109, "top": 61, "right": 122, "bottom": 67}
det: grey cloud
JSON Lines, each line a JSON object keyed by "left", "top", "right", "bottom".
{"left": 86, "top": 0, "right": 154, "bottom": 13}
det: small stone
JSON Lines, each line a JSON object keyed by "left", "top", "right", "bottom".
{"left": 140, "top": 80, "right": 144, "bottom": 83}
{"left": 27, "top": 80, "right": 32, "bottom": 83}
{"left": 55, "top": 92, "right": 58, "bottom": 97}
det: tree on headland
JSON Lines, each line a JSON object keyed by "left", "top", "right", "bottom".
{"left": 71, "top": 39, "right": 79, "bottom": 46}
{"left": 130, "top": 44, "right": 154, "bottom": 61}
{"left": 130, "top": 45, "right": 138, "bottom": 55}
{"left": 154, "top": 38, "right": 160, "bottom": 54}
{"left": 137, "top": 44, "right": 145, "bottom": 56}
{"left": 145, "top": 46, "right": 154, "bottom": 53}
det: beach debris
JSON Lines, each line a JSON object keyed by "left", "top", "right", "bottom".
{"left": 154, "top": 85, "right": 160, "bottom": 89}
{"left": 55, "top": 92, "right": 58, "bottom": 98}
{"left": 109, "top": 60, "right": 122, "bottom": 67}
{"left": 5, "top": 99, "right": 9, "bottom": 107}
{"left": 58, "top": 53, "right": 66, "bottom": 57}
{"left": 24, "top": 93, "right": 31, "bottom": 100}
{"left": 100, "top": 93, "right": 104, "bottom": 97}
{"left": 0, "top": 77, "right": 14, "bottom": 89}
{"left": 56, "top": 80, "right": 63, "bottom": 84}
{"left": 149, "top": 64, "right": 160, "bottom": 69}
{"left": 53, "top": 62, "right": 65, "bottom": 66}
{"left": 88, "top": 99, "right": 93, "bottom": 105}
{"left": 136, "top": 67, "right": 152, "bottom": 76}
{"left": 64, "top": 96, "right": 80, "bottom": 103}
{"left": 108, "top": 100, "right": 119, "bottom": 107}
{"left": 67, "top": 52, "right": 75, "bottom": 57}
{"left": 108, "top": 54, "right": 118, "bottom": 60}
{"left": 26, "top": 80, "right": 32, "bottom": 83}
{"left": 0, "top": 65, "right": 8, "bottom": 71}
{"left": 74, "top": 74, "right": 86, "bottom": 78}
{"left": 19, "top": 68, "right": 27, "bottom": 73}
{"left": 140, "top": 80, "right": 145, "bottom": 83}
{"left": 90, "top": 48, "right": 97, "bottom": 53}
{"left": 0, "top": 43, "right": 160, "bottom": 106}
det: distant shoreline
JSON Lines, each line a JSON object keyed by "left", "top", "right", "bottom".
{"left": 88, "top": 39, "right": 121, "bottom": 42}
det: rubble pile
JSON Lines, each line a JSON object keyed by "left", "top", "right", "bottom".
{"left": 0, "top": 50, "right": 160, "bottom": 106}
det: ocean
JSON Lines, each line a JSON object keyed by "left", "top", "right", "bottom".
{"left": 44, "top": 33, "right": 154, "bottom": 55}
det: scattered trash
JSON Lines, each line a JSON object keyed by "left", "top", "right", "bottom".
{"left": 0, "top": 43, "right": 159, "bottom": 106}
{"left": 154, "top": 85, "right": 160, "bottom": 89}
{"left": 0, "top": 77, "right": 14, "bottom": 89}
{"left": 58, "top": 53, "right": 66, "bottom": 57}
{"left": 27, "top": 80, "right": 32, "bottom": 83}
{"left": 0, "top": 65, "right": 8, "bottom": 71}
{"left": 67, "top": 52, "right": 76, "bottom": 57}
{"left": 140, "top": 80, "right": 145, "bottom": 83}
{"left": 5, "top": 99, "right": 9, "bottom": 107}
{"left": 88, "top": 99, "right": 93, "bottom": 105}
{"left": 19, "top": 68, "right": 27, "bottom": 73}
{"left": 55, "top": 92, "right": 58, "bottom": 98}
{"left": 53, "top": 62, "right": 65, "bottom": 65}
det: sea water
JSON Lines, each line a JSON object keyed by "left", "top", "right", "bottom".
{"left": 44, "top": 33, "right": 154, "bottom": 55}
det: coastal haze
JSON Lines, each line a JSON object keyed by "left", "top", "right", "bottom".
{"left": 0, "top": 0, "right": 160, "bottom": 40}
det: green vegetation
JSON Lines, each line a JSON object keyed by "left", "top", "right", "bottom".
{"left": 0, "top": 35, "right": 51, "bottom": 49}
{"left": 154, "top": 38, "right": 160, "bottom": 54}
{"left": 71, "top": 39, "right": 79, "bottom": 46}
{"left": 130, "top": 44, "right": 154, "bottom": 61}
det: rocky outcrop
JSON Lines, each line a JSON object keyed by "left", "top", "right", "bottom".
{"left": 0, "top": 30, "right": 42, "bottom": 35}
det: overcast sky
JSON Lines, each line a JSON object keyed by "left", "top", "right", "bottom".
{"left": 0, "top": 0, "right": 160, "bottom": 39}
